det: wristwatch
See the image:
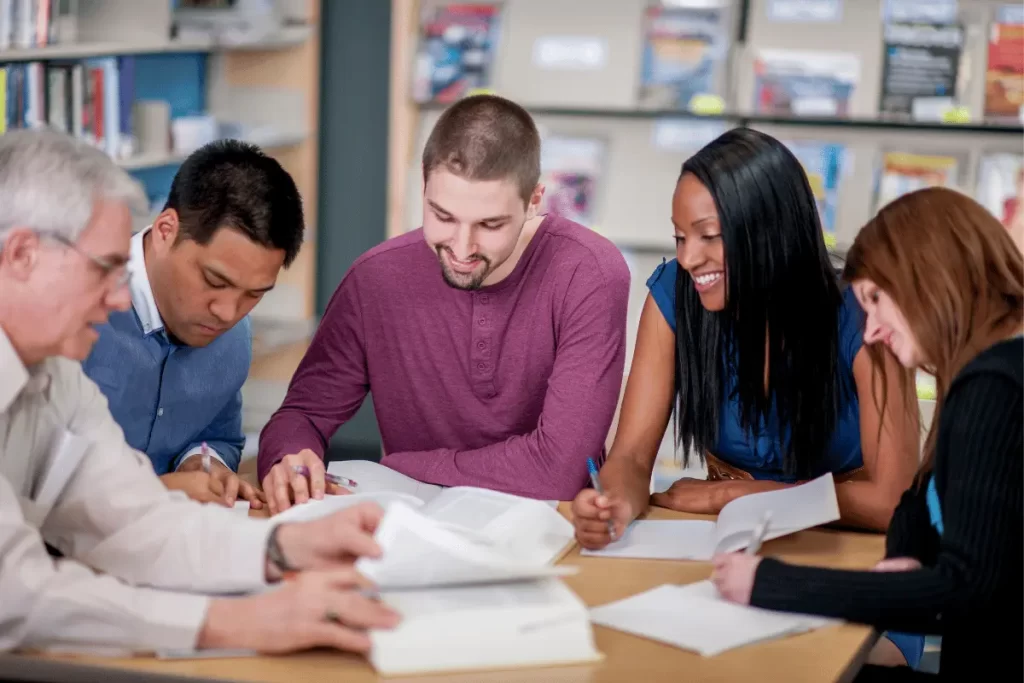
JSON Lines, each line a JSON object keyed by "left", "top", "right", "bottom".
{"left": 266, "top": 524, "right": 299, "bottom": 575}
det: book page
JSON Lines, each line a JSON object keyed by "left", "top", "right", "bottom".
{"left": 328, "top": 460, "right": 444, "bottom": 502}
{"left": 579, "top": 520, "right": 717, "bottom": 560}
{"left": 589, "top": 580, "right": 837, "bottom": 657}
{"left": 380, "top": 577, "right": 578, "bottom": 619}
{"left": 270, "top": 491, "right": 425, "bottom": 525}
{"left": 712, "top": 473, "right": 839, "bottom": 554}
{"left": 355, "top": 503, "right": 575, "bottom": 590}
{"left": 422, "top": 487, "right": 575, "bottom": 565}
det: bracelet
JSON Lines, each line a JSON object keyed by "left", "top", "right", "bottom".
{"left": 266, "top": 524, "right": 299, "bottom": 575}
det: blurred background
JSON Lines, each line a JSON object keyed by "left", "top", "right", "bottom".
{"left": 3, "top": 0, "right": 1019, "bottom": 487}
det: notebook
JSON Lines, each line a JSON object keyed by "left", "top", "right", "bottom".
{"left": 273, "top": 466, "right": 575, "bottom": 568}
{"left": 370, "top": 578, "right": 602, "bottom": 675}
{"left": 359, "top": 502, "right": 599, "bottom": 675}
{"left": 582, "top": 473, "right": 839, "bottom": 560}
{"left": 589, "top": 580, "right": 839, "bottom": 656}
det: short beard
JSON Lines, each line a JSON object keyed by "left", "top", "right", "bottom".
{"left": 436, "top": 247, "right": 492, "bottom": 291}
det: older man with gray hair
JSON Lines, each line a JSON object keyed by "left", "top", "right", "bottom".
{"left": 0, "top": 129, "right": 398, "bottom": 656}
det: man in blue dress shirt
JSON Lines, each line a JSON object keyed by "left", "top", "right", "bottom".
{"left": 83, "top": 139, "right": 304, "bottom": 508}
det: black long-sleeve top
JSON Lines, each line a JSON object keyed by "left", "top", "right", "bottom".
{"left": 750, "top": 337, "right": 1023, "bottom": 681}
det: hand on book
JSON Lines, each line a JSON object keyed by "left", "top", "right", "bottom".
{"left": 274, "top": 502, "right": 386, "bottom": 573}
{"left": 710, "top": 553, "right": 762, "bottom": 606}
{"left": 572, "top": 488, "right": 633, "bottom": 550}
{"left": 263, "top": 449, "right": 351, "bottom": 515}
{"left": 198, "top": 568, "right": 400, "bottom": 654}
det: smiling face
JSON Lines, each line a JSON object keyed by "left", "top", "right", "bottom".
{"left": 853, "top": 279, "right": 924, "bottom": 368}
{"left": 422, "top": 169, "right": 542, "bottom": 290}
{"left": 672, "top": 173, "right": 726, "bottom": 311}
{"left": 145, "top": 210, "right": 285, "bottom": 347}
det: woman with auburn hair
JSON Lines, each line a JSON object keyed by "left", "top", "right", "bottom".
{"left": 712, "top": 187, "right": 1023, "bottom": 682}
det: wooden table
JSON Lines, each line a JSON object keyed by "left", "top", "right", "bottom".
{"left": 2, "top": 506, "right": 885, "bottom": 683}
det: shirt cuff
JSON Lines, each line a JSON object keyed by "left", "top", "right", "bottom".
{"left": 177, "top": 446, "right": 230, "bottom": 472}
{"left": 136, "top": 591, "right": 211, "bottom": 651}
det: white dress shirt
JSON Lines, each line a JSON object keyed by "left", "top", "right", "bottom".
{"left": 0, "top": 326, "right": 273, "bottom": 653}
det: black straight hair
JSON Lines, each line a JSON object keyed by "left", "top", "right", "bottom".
{"left": 673, "top": 127, "right": 846, "bottom": 479}
{"left": 164, "top": 139, "right": 304, "bottom": 265}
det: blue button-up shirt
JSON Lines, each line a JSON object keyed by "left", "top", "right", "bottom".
{"left": 82, "top": 228, "right": 249, "bottom": 475}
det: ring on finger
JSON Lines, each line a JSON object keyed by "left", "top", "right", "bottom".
{"left": 324, "top": 608, "right": 343, "bottom": 625}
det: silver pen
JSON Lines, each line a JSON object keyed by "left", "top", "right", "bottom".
{"left": 200, "top": 441, "right": 212, "bottom": 474}
{"left": 746, "top": 511, "right": 772, "bottom": 556}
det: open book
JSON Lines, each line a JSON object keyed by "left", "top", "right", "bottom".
{"left": 359, "top": 502, "right": 599, "bottom": 675}
{"left": 273, "top": 461, "right": 575, "bottom": 567}
{"left": 589, "top": 580, "right": 838, "bottom": 657}
{"left": 582, "top": 473, "right": 839, "bottom": 560}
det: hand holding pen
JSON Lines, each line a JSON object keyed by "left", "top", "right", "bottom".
{"left": 262, "top": 450, "right": 356, "bottom": 516}
{"left": 572, "top": 457, "right": 634, "bottom": 550}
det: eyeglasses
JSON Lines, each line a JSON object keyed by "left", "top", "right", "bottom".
{"left": 39, "top": 231, "right": 133, "bottom": 289}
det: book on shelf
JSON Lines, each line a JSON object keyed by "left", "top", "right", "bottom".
{"left": 875, "top": 150, "right": 959, "bottom": 211}
{"left": 984, "top": 16, "right": 1024, "bottom": 122}
{"left": 0, "top": 56, "right": 135, "bottom": 159}
{"left": 976, "top": 152, "right": 1023, "bottom": 226}
{"left": 879, "top": 22, "right": 964, "bottom": 122}
{"left": 538, "top": 134, "right": 606, "bottom": 228}
{"left": 637, "top": 1, "right": 730, "bottom": 112}
{"left": 582, "top": 472, "right": 839, "bottom": 561}
{"left": 411, "top": 2, "right": 502, "bottom": 104}
{"left": 785, "top": 140, "right": 846, "bottom": 241}
{"left": 752, "top": 48, "right": 860, "bottom": 118}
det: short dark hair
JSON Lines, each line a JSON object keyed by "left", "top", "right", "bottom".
{"left": 422, "top": 94, "right": 541, "bottom": 204}
{"left": 163, "top": 139, "right": 304, "bottom": 265}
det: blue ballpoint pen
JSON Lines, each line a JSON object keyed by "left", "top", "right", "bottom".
{"left": 586, "top": 457, "right": 617, "bottom": 541}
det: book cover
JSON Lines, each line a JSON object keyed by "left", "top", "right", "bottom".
{"left": 875, "top": 151, "right": 958, "bottom": 211}
{"left": 879, "top": 22, "right": 964, "bottom": 121}
{"left": 976, "top": 153, "right": 1023, "bottom": 226}
{"left": 785, "top": 140, "right": 845, "bottom": 241}
{"left": 638, "top": 3, "right": 729, "bottom": 111}
{"left": 412, "top": 3, "right": 502, "bottom": 104}
{"left": 538, "top": 135, "right": 606, "bottom": 228}
{"left": 752, "top": 49, "right": 860, "bottom": 117}
{"left": 984, "top": 20, "right": 1024, "bottom": 121}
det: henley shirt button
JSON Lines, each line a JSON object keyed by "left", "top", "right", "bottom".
{"left": 479, "top": 295, "right": 489, "bottom": 304}
{"left": 478, "top": 319, "right": 486, "bottom": 326}
{"left": 477, "top": 341, "right": 486, "bottom": 349}
{"left": 477, "top": 362, "right": 486, "bottom": 370}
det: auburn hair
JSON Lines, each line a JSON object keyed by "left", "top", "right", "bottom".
{"left": 843, "top": 187, "right": 1024, "bottom": 481}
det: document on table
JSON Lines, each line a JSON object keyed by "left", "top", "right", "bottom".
{"left": 589, "top": 580, "right": 839, "bottom": 656}
{"left": 582, "top": 473, "right": 839, "bottom": 560}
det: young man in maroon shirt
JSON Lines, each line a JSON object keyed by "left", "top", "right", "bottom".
{"left": 258, "top": 94, "right": 631, "bottom": 514}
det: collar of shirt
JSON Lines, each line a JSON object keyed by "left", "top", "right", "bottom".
{"left": 0, "top": 326, "right": 50, "bottom": 414}
{"left": 130, "top": 225, "right": 166, "bottom": 337}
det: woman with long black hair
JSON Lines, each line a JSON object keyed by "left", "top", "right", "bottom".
{"left": 571, "top": 127, "right": 922, "bottom": 667}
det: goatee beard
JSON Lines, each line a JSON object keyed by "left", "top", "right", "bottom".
{"left": 436, "top": 247, "right": 490, "bottom": 291}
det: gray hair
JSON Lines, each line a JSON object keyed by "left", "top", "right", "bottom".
{"left": 0, "top": 129, "right": 148, "bottom": 242}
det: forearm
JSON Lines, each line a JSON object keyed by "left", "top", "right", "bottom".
{"left": 257, "top": 411, "right": 330, "bottom": 482}
{"left": 752, "top": 559, "right": 949, "bottom": 634}
{"left": 599, "top": 455, "right": 655, "bottom": 518}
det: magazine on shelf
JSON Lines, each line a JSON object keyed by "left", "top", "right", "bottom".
{"left": 785, "top": 141, "right": 846, "bottom": 239}
{"left": 638, "top": 2, "right": 730, "bottom": 111}
{"left": 752, "top": 49, "right": 860, "bottom": 118}
{"left": 411, "top": 3, "right": 503, "bottom": 104}
{"left": 875, "top": 150, "right": 959, "bottom": 211}
{"left": 879, "top": 22, "right": 964, "bottom": 121}
{"left": 976, "top": 153, "right": 1023, "bottom": 226}
{"left": 984, "top": 18, "right": 1024, "bottom": 121}
{"left": 538, "top": 134, "right": 606, "bottom": 228}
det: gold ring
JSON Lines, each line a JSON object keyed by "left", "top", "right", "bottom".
{"left": 324, "top": 608, "right": 342, "bottom": 624}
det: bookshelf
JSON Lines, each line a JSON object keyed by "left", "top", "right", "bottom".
{"left": 388, "top": 0, "right": 1022, "bottom": 476}
{"left": 0, "top": 0, "right": 322, "bottom": 455}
